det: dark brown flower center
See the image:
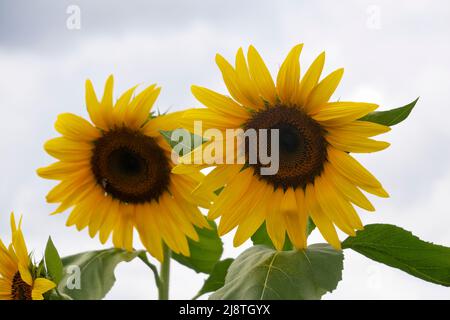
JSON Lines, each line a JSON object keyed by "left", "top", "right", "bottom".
{"left": 91, "top": 128, "right": 171, "bottom": 203}
{"left": 11, "top": 271, "right": 32, "bottom": 300}
{"left": 244, "top": 105, "right": 328, "bottom": 190}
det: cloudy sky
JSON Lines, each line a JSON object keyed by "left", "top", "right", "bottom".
{"left": 0, "top": 0, "right": 449, "bottom": 299}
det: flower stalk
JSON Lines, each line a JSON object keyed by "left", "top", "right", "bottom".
{"left": 158, "top": 244, "right": 171, "bottom": 300}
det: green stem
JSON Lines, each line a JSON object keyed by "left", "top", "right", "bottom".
{"left": 138, "top": 251, "right": 161, "bottom": 289}
{"left": 158, "top": 244, "right": 171, "bottom": 300}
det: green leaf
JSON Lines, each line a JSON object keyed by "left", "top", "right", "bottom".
{"left": 343, "top": 224, "right": 450, "bottom": 286}
{"left": 58, "top": 248, "right": 140, "bottom": 300}
{"left": 160, "top": 129, "right": 205, "bottom": 156}
{"left": 307, "top": 218, "right": 316, "bottom": 236}
{"left": 251, "top": 218, "right": 316, "bottom": 250}
{"left": 44, "top": 237, "right": 63, "bottom": 284}
{"left": 172, "top": 221, "right": 223, "bottom": 274}
{"left": 210, "top": 244, "right": 343, "bottom": 300}
{"left": 360, "top": 97, "right": 418, "bottom": 126}
{"left": 194, "top": 258, "right": 234, "bottom": 299}
{"left": 251, "top": 222, "right": 292, "bottom": 250}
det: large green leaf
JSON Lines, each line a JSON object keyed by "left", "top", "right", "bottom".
{"left": 251, "top": 218, "right": 316, "bottom": 250}
{"left": 44, "top": 237, "right": 63, "bottom": 284}
{"left": 58, "top": 248, "right": 140, "bottom": 300}
{"left": 210, "top": 244, "right": 343, "bottom": 300}
{"left": 193, "top": 258, "right": 234, "bottom": 299}
{"left": 343, "top": 224, "right": 450, "bottom": 286}
{"left": 360, "top": 97, "right": 418, "bottom": 126}
{"left": 172, "top": 221, "right": 223, "bottom": 274}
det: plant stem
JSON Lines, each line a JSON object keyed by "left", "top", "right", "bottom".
{"left": 138, "top": 251, "right": 161, "bottom": 289}
{"left": 158, "top": 244, "right": 171, "bottom": 300}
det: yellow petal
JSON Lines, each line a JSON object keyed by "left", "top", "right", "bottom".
{"left": 44, "top": 137, "right": 93, "bottom": 162}
{"left": 287, "top": 188, "right": 309, "bottom": 249}
{"left": 191, "top": 85, "right": 249, "bottom": 119}
{"left": 142, "top": 110, "right": 185, "bottom": 136}
{"left": 18, "top": 264, "right": 33, "bottom": 286}
{"left": 112, "top": 204, "right": 134, "bottom": 251}
{"left": 234, "top": 48, "right": 262, "bottom": 108}
{"left": 99, "top": 199, "right": 120, "bottom": 244}
{"left": 276, "top": 44, "right": 303, "bottom": 105}
{"left": 327, "top": 121, "right": 391, "bottom": 137}
{"left": 0, "top": 278, "right": 12, "bottom": 295}
{"left": 51, "top": 181, "right": 97, "bottom": 215}
{"left": 327, "top": 146, "right": 383, "bottom": 188}
{"left": 171, "top": 174, "right": 211, "bottom": 209}
{"left": 31, "top": 291, "right": 44, "bottom": 300}
{"left": 100, "top": 75, "right": 115, "bottom": 128}
{"left": 113, "top": 85, "right": 139, "bottom": 125}
{"left": 45, "top": 169, "right": 93, "bottom": 203}
{"left": 218, "top": 178, "right": 262, "bottom": 236}
{"left": 247, "top": 45, "right": 277, "bottom": 104}
{"left": 265, "top": 189, "right": 286, "bottom": 250}
{"left": 192, "top": 164, "right": 242, "bottom": 198}
{"left": 55, "top": 113, "right": 100, "bottom": 141}
{"left": 215, "top": 53, "right": 261, "bottom": 110}
{"left": 32, "top": 278, "right": 56, "bottom": 295}
{"left": 127, "top": 85, "right": 160, "bottom": 129}
{"left": 161, "top": 194, "right": 199, "bottom": 241}
{"left": 305, "top": 68, "right": 344, "bottom": 113}
{"left": 311, "top": 101, "right": 378, "bottom": 126}
{"left": 88, "top": 192, "right": 113, "bottom": 238}
{"left": 207, "top": 167, "right": 253, "bottom": 220}
{"left": 135, "top": 204, "right": 164, "bottom": 261}
{"left": 305, "top": 184, "right": 341, "bottom": 250}
{"left": 326, "top": 132, "right": 390, "bottom": 153}
{"left": 360, "top": 185, "right": 390, "bottom": 198}
{"left": 37, "top": 161, "right": 90, "bottom": 180}
{"left": 325, "top": 164, "right": 375, "bottom": 211}
{"left": 233, "top": 182, "right": 272, "bottom": 247}
{"left": 314, "top": 175, "right": 356, "bottom": 236}
{"left": 297, "top": 52, "right": 325, "bottom": 108}
{"left": 85, "top": 79, "right": 107, "bottom": 130}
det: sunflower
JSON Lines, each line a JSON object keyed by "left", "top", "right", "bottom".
{"left": 37, "top": 76, "right": 210, "bottom": 261}
{"left": 175, "top": 44, "right": 390, "bottom": 250}
{"left": 0, "top": 213, "right": 56, "bottom": 300}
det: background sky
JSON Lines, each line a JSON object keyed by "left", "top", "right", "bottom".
{"left": 0, "top": 0, "right": 449, "bottom": 299}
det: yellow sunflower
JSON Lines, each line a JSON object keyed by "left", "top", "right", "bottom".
{"left": 37, "top": 76, "right": 210, "bottom": 261}
{"left": 175, "top": 44, "right": 390, "bottom": 251}
{"left": 0, "top": 213, "right": 56, "bottom": 300}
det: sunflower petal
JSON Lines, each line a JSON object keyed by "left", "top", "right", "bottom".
{"left": 276, "top": 44, "right": 303, "bottom": 104}
{"left": 327, "top": 146, "right": 384, "bottom": 189}
{"left": 311, "top": 101, "right": 378, "bottom": 126}
{"left": 55, "top": 113, "right": 100, "bottom": 141}
{"left": 326, "top": 132, "right": 390, "bottom": 153}
{"left": 305, "top": 68, "right": 344, "bottom": 113}
{"left": 44, "top": 137, "right": 93, "bottom": 162}
{"left": 191, "top": 86, "right": 249, "bottom": 119}
{"left": 265, "top": 189, "right": 287, "bottom": 250}
{"left": 216, "top": 54, "right": 260, "bottom": 110}
{"left": 297, "top": 52, "right": 325, "bottom": 108}
{"left": 32, "top": 278, "right": 56, "bottom": 295}
{"left": 234, "top": 48, "right": 262, "bottom": 107}
{"left": 85, "top": 79, "right": 107, "bottom": 129}
{"left": 247, "top": 45, "right": 277, "bottom": 104}
{"left": 305, "top": 184, "right": 341, "bottom": 250}
{"left": 327, "top": 121, "right": 391, "bottom": 137}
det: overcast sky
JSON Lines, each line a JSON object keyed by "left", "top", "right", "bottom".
{"left": 0, "top": 0, "right": 449, "bottom": 299}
